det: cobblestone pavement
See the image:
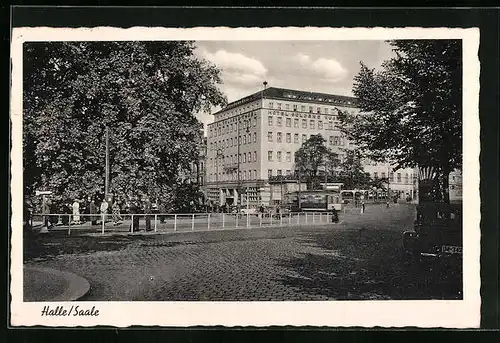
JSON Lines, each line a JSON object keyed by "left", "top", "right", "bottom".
{"left": 24, "top": 204, "right": 462, "bottom": 301}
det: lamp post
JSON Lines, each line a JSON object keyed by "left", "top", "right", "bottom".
{"left": 105, "top": 125, "right": 110, "bottom": 198}
{"left": 215, "top": 148, "right": 224, "bottom": 206}
{"left": 387, "top": 164, "right": 391, "bottom": 206}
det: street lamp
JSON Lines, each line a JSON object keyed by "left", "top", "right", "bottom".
{"left": 215, "top": 148, "right": 224, "bottom": 206}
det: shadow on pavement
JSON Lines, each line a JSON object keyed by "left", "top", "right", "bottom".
{"left": 23, "top": 231, "right": 188, "bottom": 262}
{"left": 276, "top": 228, "right": 463, "bottom": 300}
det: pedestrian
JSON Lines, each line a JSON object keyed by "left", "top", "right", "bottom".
{"left": 331, "top": 207, "right": 339, "bottom": 223}
{"left": 72, "top": 199, "right": 81, "bottom": 224}
{"left": 129, "top": 197, "right": 140, "bottom": 232}
{"left": 112, "top": 200, "right": 122, "bottom": 226}
{"left": 276, "top": 206, "right": 281, "bottom": 220}
{"left": 158, "top": 200, "right": 166, "bottom": 224}
{"left": 42, "top": 199, "right": 51, "bottom": 229}
{"left": 100, "top": 198, "right": 109, "bottom": 224}
{"left": 361, "top": 200, "right": 366, "bottom": 214}
{"left": 259, "top": 204, "right": 265, "bottom": 218}
{"left": 144, "top": 196, "right": 152, "bottom": 231}
{"left": 49, "top": 200, "right": 59, "bottom": 227}
{"left": 89, "top": 198, "right": 98, "bottom": 225}
{"left": 80, "top": 197, "right": 87, "bottom": 223}
{"left": 61, "top": 202, "right": 71, "bottom": 225}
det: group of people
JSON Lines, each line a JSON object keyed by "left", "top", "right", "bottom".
{"left": 33, "top": 194, "right": 170, "bottom": 231}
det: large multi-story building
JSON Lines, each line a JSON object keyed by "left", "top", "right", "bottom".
{"left": 205, "top": 87, "right": 418, "bottom": 207}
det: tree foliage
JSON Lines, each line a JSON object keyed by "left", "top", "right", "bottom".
{"left": 294, "top": 134, "right": 338, "bottom": 190}
{"left": 340, "top": 40, "right": 462, "bottom": 202}
{"left": 337, "top": 149, "right": 372, "bottom": 190}
{"left": 23, "top": 41, "right": 227, "bottom": 203}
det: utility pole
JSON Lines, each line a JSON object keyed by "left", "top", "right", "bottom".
{"left": 237, "top": 118, "right": 241, "bottom": 208}
{"left": 297, "top": 169, "right": 302, "bottom": 210}
{"left": 105, "top": 125, "right": 110, "bottom": 198}
{"left": 387, "top": 164, "right": 391, "bottom": 203}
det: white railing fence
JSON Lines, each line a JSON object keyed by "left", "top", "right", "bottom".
{"left": 28, "top": 211, "right": 338, "bottom": 235}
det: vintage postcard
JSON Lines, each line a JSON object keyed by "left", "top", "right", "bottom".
{"left": 10, "top": 26, "right": 480, "bottom": 327}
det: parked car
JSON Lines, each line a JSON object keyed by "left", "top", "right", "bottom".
{"left": 403, "top": 202, "right": 462, "bottom": 263}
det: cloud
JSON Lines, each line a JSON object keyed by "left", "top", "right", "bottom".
{"left": 293, "top": 53, "right": 348, "bottom": 82}
{"left": 201, "top": 49, "right": 268, "bottom": 86}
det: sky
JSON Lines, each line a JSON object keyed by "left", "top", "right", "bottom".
{"left": 194, "top": 40, "right": 396, "bottom": 130}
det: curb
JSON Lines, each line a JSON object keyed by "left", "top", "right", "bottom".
{"left": 24, "top": 266, "right": 91, "bottom": 302}
{"left": 77, "top": 221, "right": 350, "bottom": 237}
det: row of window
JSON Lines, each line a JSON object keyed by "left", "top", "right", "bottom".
{"left": 268, "top": 102, "right": 344, "bottom": 115}
{"left": 209, "top": 151, "right": 258, "bottom": 166}
{"left": 209, "top": 132, "right": 257, "bottom": 151}
{"left": 267, "top": 151, "right": 293, "bottom": 162}
{"left": 267, "top": 132, "right": 345, "bottom": 146}
{"left": 208, "top": 170, "right": 259, "bottom": 182}
{"left": 268, "top": 116, "right": 340, "bottom": 130}
{"left": 372, "top": 172, "right": 418, "bottom": 184}
{"left": 267, "top": 169, "right": 293, "bottom": 177}
{"left": 209, "top": 116, "right": 257, "bottom": 138}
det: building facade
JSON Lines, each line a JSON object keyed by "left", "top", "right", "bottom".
{"left": 205, "top": 87, "right": 418, "bottom": 208}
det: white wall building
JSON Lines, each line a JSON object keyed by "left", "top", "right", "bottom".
{"left": 205, "top": 87, "right": 419, "bottom": 207}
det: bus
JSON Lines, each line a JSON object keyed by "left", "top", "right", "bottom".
{"left": 284, "top": 189, "right": 343, "bottom": 212}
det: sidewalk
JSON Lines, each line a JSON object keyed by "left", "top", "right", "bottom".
{"left": 23, "top": 266, "right": 90, "bottom": 302}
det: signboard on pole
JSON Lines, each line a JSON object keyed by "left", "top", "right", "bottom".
{"left": 35, "top": 190, "right": 52, "bottom": 196}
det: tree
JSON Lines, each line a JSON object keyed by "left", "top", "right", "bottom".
{"left": 294, "top": 134, "right": 338, "bottom": 190}
{"left": 340, "top": 40, "right": 462, "bottom": 203}
{"left": 337, "top": 149, "right": 371, "bottom": 190}
{"left": 23, "top": 41, "right": 227, "bottom": 204}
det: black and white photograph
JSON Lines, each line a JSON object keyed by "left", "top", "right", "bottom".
{"left": 10, "top": 27, "right": 480, "bottom": 327}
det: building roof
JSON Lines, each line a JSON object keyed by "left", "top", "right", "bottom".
{"left": 214, "top": 87, "right": 358, "bottom": 115}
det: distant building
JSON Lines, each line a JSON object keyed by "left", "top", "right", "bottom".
{"left": 205, "top": 86, "right": 423, "bottom": 207}
{"left": 362, "top": 161, "right": 418, "bottom": 200}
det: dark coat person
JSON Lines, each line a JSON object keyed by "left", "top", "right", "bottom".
{"left": 331, "top": 207, "right": 339, "bottom": 223}
{"left": 89, "top": 200, "right": 98, "bottom": 225}
{"left": 129, "top": 199, "right": 140, "bottom": 232}
{"left": 158, "top": 202, "right": 166, "bottom": 224}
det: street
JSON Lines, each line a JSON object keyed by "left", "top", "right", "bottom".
{"left": 24, "top": 203, "right": 462, "bottom": 301}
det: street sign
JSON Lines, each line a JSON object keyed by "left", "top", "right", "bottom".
{"left": 35, "top": 190, "right": 52, "bottom": 196}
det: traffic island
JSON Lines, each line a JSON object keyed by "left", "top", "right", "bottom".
{"left": 23, "top": 266, "right": 90, "bottom": 302}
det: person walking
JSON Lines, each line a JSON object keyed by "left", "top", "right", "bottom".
{"left": 112, "top": 200, "right": 122, "bottom": 226}
{"left": 144, "top": 196, "right": 152, "bottom": 231}
{"left": 89, "top": 199, "right": 98, "bottom": 225}
{"left": 72, "top": 199, "right": 81, "bottom": 224}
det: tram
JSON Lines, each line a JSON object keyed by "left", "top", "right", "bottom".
{"left": 284, "top": 189, "right": 343, "bottom": 212}
{"left": 339, "top": 189, "right": 370, "bottom": 204}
